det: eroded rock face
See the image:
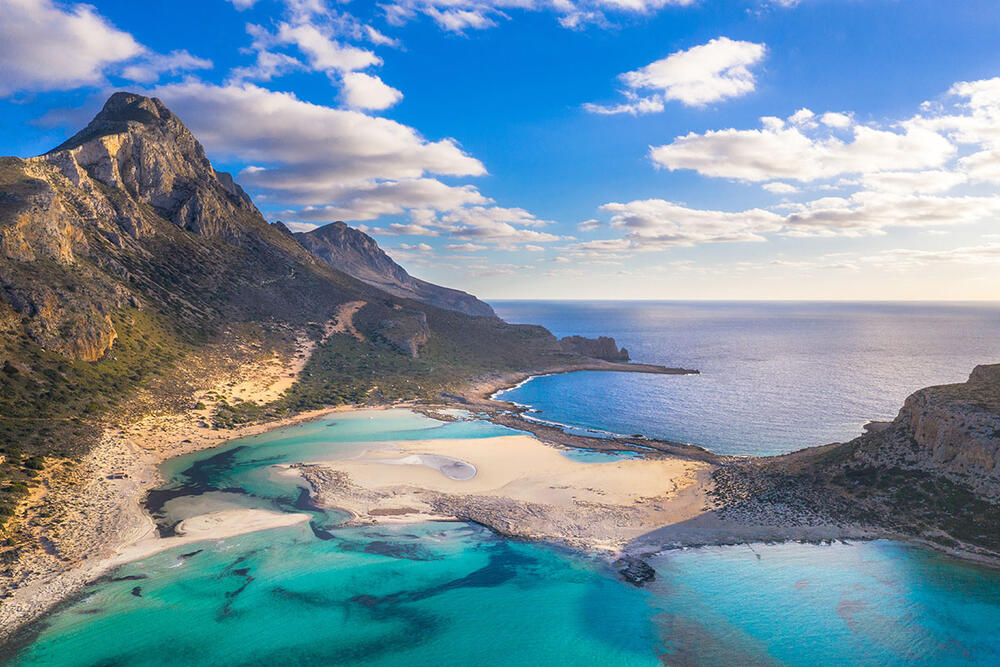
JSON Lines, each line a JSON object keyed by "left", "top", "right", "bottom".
{"left": 43, "top": 92, "right": 258, "bottom": 238}
{"left": 851, "top": 365, "right": 1000, "bottom": 500}
{"left": 558, "top": 335, "right": 629, "bottom": 362}
{"left": 0, "top": 159, "right": 87, "bottom": 263}
{"left": 374, "top": 308, "right": 430, "bottom": 357}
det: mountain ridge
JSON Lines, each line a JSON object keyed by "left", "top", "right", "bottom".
{"left": 294, "top": 221, "right": 496, "bottom": 318}
{"left": 0, "top": 91, "right": 651, "bottom": 530}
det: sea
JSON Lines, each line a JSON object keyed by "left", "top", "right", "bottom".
{"left": 494, "top": 301, "right": 1000, "bottom": 455}
{"left": 9, "top": 301, "right": 1000, "bottom": 665}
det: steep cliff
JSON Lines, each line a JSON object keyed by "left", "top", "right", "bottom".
{"left": 850, "top": 364, "right": 1000, "bottom": 500}
{"left": 295, "top": 222, "right": 496, "bottom": 318}
{"left": 711, "top": 364, "right": 1000, "bottom": 559}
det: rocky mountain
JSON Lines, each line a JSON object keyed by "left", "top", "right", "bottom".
{"left": 295, "top": 222, "right": 496, "bottom": 318}
{"left": 0, "top": 92, "right": 624, "bottom": 475}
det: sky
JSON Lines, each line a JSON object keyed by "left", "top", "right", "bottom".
{"left": 2, "top": 0, "right": 1000, "bottom": 300}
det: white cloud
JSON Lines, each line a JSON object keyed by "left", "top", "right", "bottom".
{"left": 341, "top": 72, "right": 403, "bottom": 110}
{"left": 272, "top": 21, "right": 381, "bottom": 73}
{"left": 446, "top": 242, "right": 488, "bottom": 251}
{"left": 869, "top": 243, "right": 1000, "bottom": 267}
{"left": 582, "top": 91, "right": 664, "bottom": 116}
{"left": 762, "top": 182, "right": 798, "bottom": 194}
{"left": 120, "top": 50, "right": 212, "bottom": 84}
{"left": 437, "top": 206, "right": 562, "bottom": 244}
{"left": 651, "top": 111, "right": 955, "bottom": 182}
{"left": 398, "top": 242, "right": 433, "bottom": 251}
{"left": 960, "top": 150, "right": 1000, "bottom": 184}
{"left": 860, "top": 169, "right": 966, "bottom": 194}
{"left": 596, "top": 198, "right": 784, "bottom": 249}
{"left": 783, "top": 190, "right": 1000, "bottom": 237}
{"left": 586, "top": 37, "right": 766, "bottom": 113}
{"left": 821, "top": 112, "right": 852, "bottom": 128}
{"left": 274, "top": 179, "right": 488, "bottom": 222}
{"left": 0, "top": 0, "right": 143, "bottom": 95}
{"left": 577, "top": 219, "right": 603, "bottom": 231}
{"left": 383, "top": 0, "right": 711, "bottom": 34}
{"left": 580, "top": 187, "right": 1000, "bottom": 253}
{"left": 152, "top": 82, "right": 487, "bottom": 219}
{"left": 0, "top": 1, "right": 215, "bottom": 95}
{"left": 283, "top": 220, "right": 320, "bottom": 232}
{"left": 227, "top": 0, "right": 258, "bottom": 8}
{"left": 228, "top": 51, "right": 306, "bottom": 83}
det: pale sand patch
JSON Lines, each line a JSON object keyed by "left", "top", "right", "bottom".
{"left": 297, "top": 435, "right": 712, "bottom": 552}
{"left": 109, "top": 509, "right": 310, "bottom": 567}
{"left": 322, "top": 300, "right": 367, "bottom": 342}
{"left": 313, "top": 435, "right": 699, "bottom": 506}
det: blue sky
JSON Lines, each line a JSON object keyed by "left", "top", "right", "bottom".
{"left": 2, "top": 0, "right": 1000, "bottom": 299}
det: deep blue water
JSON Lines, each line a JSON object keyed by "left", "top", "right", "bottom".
{"left": 10, "top": 409, "right": 1000, "bottom": 666}
{"left": 494, "top": 301, "right": 1000, "bottom": 455}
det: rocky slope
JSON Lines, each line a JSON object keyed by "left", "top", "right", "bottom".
{"left": 295, "top": 222, "right": 496, "bottom": 318}
{"left": 710, "top": 363, "right": 1000, "bottom": 560}
{"left": 0, "top": 92, "right": 654, "bottom": 529}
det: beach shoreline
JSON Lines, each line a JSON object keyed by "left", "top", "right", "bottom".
{"left": 3, "top": 353, "right": 993, "bottom": 649}
{"left": 0, "top": 355, "right": 699, "bottom": 644}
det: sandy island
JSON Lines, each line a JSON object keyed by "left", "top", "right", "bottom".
{"left": 287, "top": 433, "right": 712, "bottom": 553}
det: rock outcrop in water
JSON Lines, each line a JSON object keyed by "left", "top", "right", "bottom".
{"left": 558, "top": 335, "right": 629, "bottom": 362}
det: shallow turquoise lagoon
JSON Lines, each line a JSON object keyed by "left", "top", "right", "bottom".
{"left": 10, "top": 409, "right": 1000, "bottom": 665}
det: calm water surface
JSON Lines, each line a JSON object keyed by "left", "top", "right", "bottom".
{"left": 494, "top": 301, "right": 1000, "bottom": 455}
{"left": 11, "top": 410, "right": 1000, "bottom": 666}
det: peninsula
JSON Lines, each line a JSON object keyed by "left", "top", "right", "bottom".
{"left": 1, "top": 93, "right": 998, "bottom": 647}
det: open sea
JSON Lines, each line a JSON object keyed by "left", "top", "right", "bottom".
{"left": 10, "top": 302, "right": 1000, "bottom": 665}
{"left": 493, "top": 301, "right": 1000, "bottom": 455}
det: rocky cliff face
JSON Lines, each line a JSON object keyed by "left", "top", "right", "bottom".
{"left": 558, "top": 335, "right": 629, "bottom": 362}
{"left": 711, "top": 363, "right": 1000, "bottom": 560}
{"left": 0, "top": 93, "right": 357, "bottom": 364}
{"left": 854, "top": 364, "right": 1000, "bottom": 500}
{"left": 43, "top": 93, "right": 257, "bottom": 239}
{"left": 295, "top": 222, "right": 496, "bottom": 318}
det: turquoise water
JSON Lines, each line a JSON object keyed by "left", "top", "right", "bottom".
{"left": 10, "top": 409, "right": 1000, "bottom": 665}
{"left": 494, "top": 301, "right": 1000, "bottom": 455}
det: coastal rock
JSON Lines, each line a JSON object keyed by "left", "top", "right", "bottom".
{"left": 558, "top": 335, "right": 629, "bottom": 362}
{"left": 615, "top": 557, "right": 656, "bottom": 587}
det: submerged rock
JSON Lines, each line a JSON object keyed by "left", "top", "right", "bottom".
{"left": 615, "top": 557, "right": 655, "bottom": 587}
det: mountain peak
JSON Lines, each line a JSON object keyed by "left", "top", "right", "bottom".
{"left": 40, "top": 92, "right": 256, "bottom": 237}
{"left": 50, "top": 92, "right": 193, "bottom": 155}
